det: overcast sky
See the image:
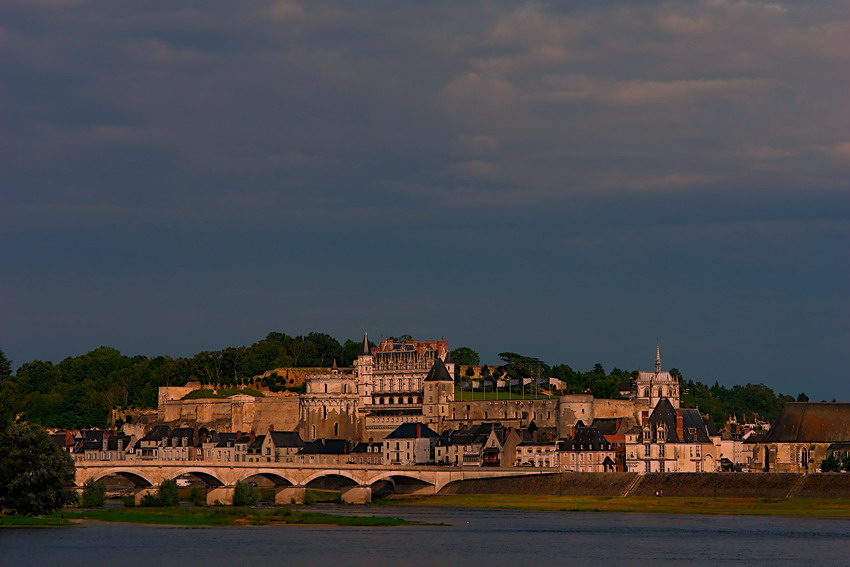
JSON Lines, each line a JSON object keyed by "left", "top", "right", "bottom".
{"left": 1, "top": 0, "right": 848, "bottom": 401}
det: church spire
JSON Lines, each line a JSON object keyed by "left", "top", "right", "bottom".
{"left": 361, "top": 331, "right": 371, "bottom": 356}
{"left": 655, "top": 341, "right": 661, "bottom": 373}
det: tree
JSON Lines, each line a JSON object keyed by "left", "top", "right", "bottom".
{"left": 233, "top": 480, "right": 259, "bottom": 506}
{"left": 0, "top": 423, "right": 76, "bottom": 515}
{"left": 451, "top": 347, "right": 480, "bottom": 367}
{"left": 0, "top": 349, "right": 12, "bottom": 376}
{"left": 796, "top": 392, "right": 809, "bottom": 402}
{"left": 81, "top": 477, "right": 106, "bottom": 508}
{"left": 820, "top": 454, "right": 841, "bottom": 473}
{"left": 157, "top": 479, "right": 180, "bottom": 506}
{"left": 842, "top": 455, "right": 850, "bottom": 473}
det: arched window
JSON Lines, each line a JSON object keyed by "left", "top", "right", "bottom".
{"left": 334, "top": 423, "right": 339, "bottom": 437}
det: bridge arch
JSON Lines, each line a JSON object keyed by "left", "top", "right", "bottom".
{"left": 169, "top": 468, "right": 225, "bottom": 487}
{"left": 366, "top": 472, "right": 436, "bottom": 496}
{"left": 301, "top": 471, "right": 361, "bottom": 490}
{"left": 83, "top": 469, "right": 154, "bottom": 488}
{"left": 239, "top": 470, "right": 297, "bottom": 487}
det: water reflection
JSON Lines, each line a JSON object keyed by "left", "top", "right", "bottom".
{"left": 2, "top": 505, "right": 849, "bottom": 567}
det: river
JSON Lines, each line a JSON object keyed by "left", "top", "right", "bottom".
{"left": 2, "top": 505, "right": 848, "bottom": 566}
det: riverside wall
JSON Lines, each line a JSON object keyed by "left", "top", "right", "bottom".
{"left": 439, "top": 473, "right": 850, "bottom": 498}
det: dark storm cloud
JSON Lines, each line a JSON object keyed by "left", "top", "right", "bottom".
{"left": 1, "top": 1, "right": 847, "bottom": 399}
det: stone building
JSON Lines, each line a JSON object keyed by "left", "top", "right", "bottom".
{"left": 748, "top": 403, "right": 850, "bottom": 473}
{"left": 624, "top": 399, "right": 719, "bottom": 473}
{"left": 557, "top": 422, "right": 620, "bottom": 472}
{"left": 152, "top": 337, "right": 687, "bottom": 455}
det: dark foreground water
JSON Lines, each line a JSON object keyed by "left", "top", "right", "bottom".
{"left": 2, "top": 505, "right": 849, "bottom": 567}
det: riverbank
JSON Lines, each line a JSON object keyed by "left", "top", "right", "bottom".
{"left": 1, "top": 507, "right": 421, "bottom": 528}
{"left": 381, "top": 494, "right": 850, "bottom": 517}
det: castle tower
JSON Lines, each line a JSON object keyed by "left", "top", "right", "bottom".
{"left": 635, "top": 343, "right": 679, "bottom": 409}
{"left": 422, "top": 356, "right": 454, "bottom": 432}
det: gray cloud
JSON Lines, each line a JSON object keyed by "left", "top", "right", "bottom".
{"left": 1, "top": 0, "right": 847, "bottom": 400}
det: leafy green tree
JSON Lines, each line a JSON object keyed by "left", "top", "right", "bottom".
{"left": 797, "top": 392, "right": 809, "bottom": 402}
{"left": 81, "top": 478, "right": 106, "bottom": 508}
{"left": 0, "top": 349, "right": 12, "bottom": 376}
{"left": 0, "top": 423, "right": 76, "bottom": 515}
{"left": 233, "top": 480, "right": 259, "bottom": 506}
{"left": 451, "top": 347, "right": 480, "bottom": 366}
{"left": 464, "top": 366, "right": 475, "bottom": 377}
{"left": 157, "top": 479, "right": 180, "bottom": 506}
{"left": 842, "top": 455, "right": 850, "bottom": 472}
{"left": 821, "top": 454, "right": 841, "bottom": 472}
{"left": 498, "top": 352, "right": 549, "bottom": 381}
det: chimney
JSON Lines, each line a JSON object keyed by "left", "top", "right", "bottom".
{"left": 250, "top": 430, "right": 256, "bottom": 444}
{"left": 64, "top": 430, "right": 74, "bottom": 446}
{"left": 416, "top": 424, "right": 422, "bottom": 438}
{"left": 268, "top": 424, "right": 275, "bottom": 433}
{"left": 676, "top": 411, "right": 684, "bottom": 440}
{"left": 236, "top": 430, "right": 243, "bottom": 441}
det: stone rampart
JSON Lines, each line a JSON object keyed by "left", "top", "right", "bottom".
{"left": 439, "top": 472, "right": 850, "bottom": 498}
{"left": 446, "top": 399, "right": 559, "bottom": 429}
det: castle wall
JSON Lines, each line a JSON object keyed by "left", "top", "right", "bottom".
{"left": 159, "top": 395, "right": 300, "bottom": 433}
{"left": 446, "top": 399, "right": 559, "bottom": 430}
{"left": 301, "top": 398, "right": 360, "bottom": 441}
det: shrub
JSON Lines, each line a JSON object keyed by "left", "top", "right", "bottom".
{"left": 157, "top": 479, "right": 180, "bottom": 506}
{"left": 81, "top": 478, "right": 106, "bottom": 508}
{"left": 233, "top": 481, "right": 259, "bottom": 506}
{"left": 189, "top": 486, "right": 205, "bottom": 506}
{"left": 122, "top": 495, "right": 136, "bottom": 507}
{"left": 139, "top": 493, "right": 161, "bottom": 507}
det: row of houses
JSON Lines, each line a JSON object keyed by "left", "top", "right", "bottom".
{"left": 56, "top": 402, "right": 850, "bottom": 474}
{"left": 49, "top": 397, "right": 719, "bottom": 472}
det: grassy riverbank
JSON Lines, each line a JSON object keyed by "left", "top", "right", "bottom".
{"left": 0, "top": 515, "right": 75, "bottom": 528}
{"left": 382, "top": 494, "right": 850, "bottom": 518}
{"left": 1, "top": 507, "right": 419, "bottom": 528}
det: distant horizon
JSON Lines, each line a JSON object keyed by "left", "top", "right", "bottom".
{"left": 5, "top": 330, "right": 839, "bottom": 402}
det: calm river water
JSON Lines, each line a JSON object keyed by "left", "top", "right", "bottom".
{"left": 2, "top": 505, "right": 849, "bottom": 567}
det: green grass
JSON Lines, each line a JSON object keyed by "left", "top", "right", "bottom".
{"left": 44, "top": 506, "right": 420, "bottom": 527}
{"left": 0, "top": 515, "right": 75, "bottom": 528}
{"left": 382, "top": 494, "right": 850, "bottom": 518}
{"left": 183, "top": 388, "right": 264, "bottom": 399}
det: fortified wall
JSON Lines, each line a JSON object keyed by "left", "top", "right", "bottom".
{"left": 159, "top": 395, "right": 301, "bottom": 433}
{"left": 445, "top": 399, "right": 560, "bottom": 431}
{"left": 440, "top": 472, "right": 850, "bottom": 499}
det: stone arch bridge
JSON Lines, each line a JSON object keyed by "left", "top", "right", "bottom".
{"left": 75, "top": 461, "right": 552, "bottom": 505}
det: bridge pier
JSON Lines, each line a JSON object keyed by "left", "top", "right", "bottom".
{"left": 275, "top": 486, "right": 307, "bottom": 505}
{"left": 341, "top": 485, "right": 372, "bottom": 504}
{"left": 134, "top": 488, "right": 158, "bottom": 506}
{"left": 207, "top": 486, "right": 235, "bottom": 506}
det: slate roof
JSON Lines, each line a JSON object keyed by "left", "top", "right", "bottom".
{"left": 385, "top": 422, "right": 439, "bottom": 440}
{"left": 760, "top": 403, "right": 850, "bottom": 443}
{"left": 424, "top": 357, "right": 453, "bottom": 382}
{"left": 591, "top": 418, "right": 630, "bottom": 436}
{"left": 214, "top": 433, "right": 238, "bottom": 448}
{"left": 141, "top": 425, "right": 171, "bottom": 442}
{"left": 647, "top": 398, "right": 711, "bottom": 443}
{"left": 106, "top": 435, "right": 133, "bottom": 451}
{"left": 268, "top": 431, "right": 306, "bottom": 448}
{"left": 298, "top": 439, "right": 351, "bottom": 455}
{"left": 442, "top": 422, "right": 505, "bottom": 446}
{"left": 558, "top": 426, "right": 612, "bottom": 451}
{"left": 351, "top": 442, "right": 383, "bottom": 453}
